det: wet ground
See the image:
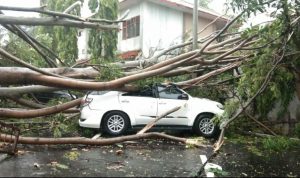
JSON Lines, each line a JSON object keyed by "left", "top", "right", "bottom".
{"left": 0, "top": 135, "right": 299, "bottom": 177}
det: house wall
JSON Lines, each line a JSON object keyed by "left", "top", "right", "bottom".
{"left": 117, "top": 3, "right": 142, "bottom": 54}
{"left": 141, "top": 1, "right": 183, "bottom": 58}
{"left": 117, "top": 0, "right": 225, "bottom": 58}
{"left": 183, "top": 13, "right": 217, "bottom": 40}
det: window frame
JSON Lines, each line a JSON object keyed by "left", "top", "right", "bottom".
{"left": 122, "top": 86, "right": 155, "bottom": 98}
{"left": 122, "top": 16, "right": 140, "bottom": 40}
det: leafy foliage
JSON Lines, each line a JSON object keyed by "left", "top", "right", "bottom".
{"left": 295, "top": 123, "right": 300, "bottom": 138}
{"left": 38, "top": 0, "right": 118, "bottom": 65}
{"left": 221, "top": 0, "right": 300, "bottom": 124}
{"left": 262, "top": 136, "right": 300, "bottom": 152}
{"left": 0, "top": 28, "right": 51, "bottom": 67}
{"left": 38, "top": 0, "right": 80, "bottom": 65}
{"left": 88, "top": 0, "right": 118, "bottom": 61}
{"left": 97, "top": 63, "right": 124, "bottom": 81}
{"left": 198, "top": 0, "right": 212, "bottom": 8}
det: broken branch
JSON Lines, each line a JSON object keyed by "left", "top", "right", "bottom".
{"left": 137, "top": 106, "right": 182, "bottom": 134}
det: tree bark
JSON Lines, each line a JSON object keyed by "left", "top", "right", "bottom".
{"left": 0, "top": 67, "right": 99, "bottom": 80}
{"left": 7, "top": 97, "right": 79, "bottom": 113}
{"left": 176, "top": 62, "right": 241, "bottom": 87}
{"left": 137, "top": 106, "right": 182, "bottom": 134}
{"left": 0, "top": 86, "right": 59, "bottom": 97}
{"left": 0, "top": 15, "right": 119, "bottom": 29}
{"left": 0, "top": 98, "right": 81, "bottom": 118}
{"left": 0, "top": 132, "right": 187, "bottom": 145}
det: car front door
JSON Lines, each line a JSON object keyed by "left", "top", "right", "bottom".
{"left": 119, "top": 87, "right": 158, "bottom": 125}
{"left": 156, "top": 85, "right": 189, "bottom": 125}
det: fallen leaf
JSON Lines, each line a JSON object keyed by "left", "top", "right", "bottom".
{"left": 50, "top": 161, "right": 58, "bottom": 165}
{"left": 55, "top": 163, "right": 69, "bottom": 170}
{"left": 116, "top": 150, "right": 124, "bottom": 155}
{"left": 17, "top": 150, "right": 26, "bottom": 155}
{"left": 34, "top": 163, "right": 40, "bottom": 168}
{"left": 116, "top": 144, "right": 123, "bottom": 148}
{"left": 106, "top": 165, "right": 124, "bottom": 170}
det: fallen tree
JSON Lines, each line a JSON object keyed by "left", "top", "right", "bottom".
{"left": 0, "top": 98, "right": 81, "bottom": 118}
{"left": 0, "top": 132, "right": 206, "bottom": 148}
{"left": 0, "top": 0, "right": 299, "bottom": 158}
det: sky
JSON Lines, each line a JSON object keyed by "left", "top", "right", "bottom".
{"left": 0, "top": 0, "right": 40, "bottom": 16}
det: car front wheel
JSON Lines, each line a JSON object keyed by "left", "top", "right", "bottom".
{"left": 102, "top": 111, "right": 129, "bottom": 136}
{"left": 193, "top": 113, "right": 219, "bottom": 138}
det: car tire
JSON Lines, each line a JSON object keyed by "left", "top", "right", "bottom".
{"left": 193, "top": 113, "right": 220, "bottom": 138}
{"left": 102, "top": 111, "right": 130, "bottom": 136}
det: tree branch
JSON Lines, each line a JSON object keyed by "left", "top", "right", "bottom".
{"left": 137, "top": 106, "right": 182, "bottom": 134}
{"left": 0, "top": 15, "right": 119, "bottom": 29}
{"left": 0, "top": 132, "right": 206, "bottom": 148}
{"left": 0, "top": 98, "right": 81, "bottom": 118}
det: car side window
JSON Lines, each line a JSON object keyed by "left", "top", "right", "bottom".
{"left": 122, "top": 87, "right": 154, "bottom": 98}
{"left": 158, "top": 86, "right": 183, "bottom": 100}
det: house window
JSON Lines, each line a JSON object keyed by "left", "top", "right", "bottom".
{"left": 122, "top": 16, "right": 140, "bottom": 40}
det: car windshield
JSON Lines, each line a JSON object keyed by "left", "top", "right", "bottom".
{"left": 122, "top": 86, "right": 154, "bottom": 97}
{"left": 157, "top": 85, "right": 183, "bottom": 99}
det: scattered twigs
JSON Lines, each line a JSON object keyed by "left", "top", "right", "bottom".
{"left": 244, "top": 112, "right": 277, "bottom": 136}
{"left": 177, "top": 61, "right": 242, "bottom": 88}
{"left": 197, "top": 11, "right": 245, "bottom": 55}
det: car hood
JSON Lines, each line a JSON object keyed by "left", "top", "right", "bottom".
{"left": 193, "top": 97, "right": 222, "bottom": 105}
{"left": 190, "top": 97, "right": 224, "bottom": 115}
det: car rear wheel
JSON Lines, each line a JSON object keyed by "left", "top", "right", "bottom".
{"left": 193, "top": 113, "right": 219, "bottom": 138}
{"left": 102, "top": 111, "right": 129, "bottom": 136}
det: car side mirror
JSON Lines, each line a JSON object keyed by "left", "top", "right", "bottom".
{"left": 178, "top": 93, "right": 189, "bottom": 100}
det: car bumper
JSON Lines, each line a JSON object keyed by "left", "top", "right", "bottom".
{"left": 79, "top": 107, "right": 105, "bottom": 129}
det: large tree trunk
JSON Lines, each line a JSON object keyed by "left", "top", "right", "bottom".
{"left": 0, "top": 98, "right": 81, "bottom": 118}
{"left": 0, "top": 67, "right": 99, "bottom": 79}
{"left": 0, "top": 15, "right": 119, "bottom": 29}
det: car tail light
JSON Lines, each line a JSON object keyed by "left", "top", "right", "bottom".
{"left": 81, "top": 97, "right": 93, "bottom": 107}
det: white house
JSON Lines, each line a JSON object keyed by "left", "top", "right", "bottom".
{"left": 117, "top": 0, "right": 229, "bottom": 59}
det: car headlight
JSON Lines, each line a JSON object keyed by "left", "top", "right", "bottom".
{"left": 217, "top": 103, "right": 224, "bottom": 110}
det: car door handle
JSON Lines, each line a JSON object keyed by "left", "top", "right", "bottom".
{"left": 121, "top": 100, "right": 129, "bottom": 103}
{"left": 159, "top": 102, "right": 166, "bottom": 105}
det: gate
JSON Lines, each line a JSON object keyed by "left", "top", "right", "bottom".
{"left": 0, "top": 121, "right": 20, "bottom": 155}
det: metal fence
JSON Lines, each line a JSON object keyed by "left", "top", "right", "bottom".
{"left": 0, "top": 121, "right": 20, "bottom": 155}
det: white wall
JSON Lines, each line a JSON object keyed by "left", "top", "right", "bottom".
{"left": 141, "top": 1, "right": 183, "bottom": 58}
{"left": 117, "top": 3, "right": 142, "bottom": 53}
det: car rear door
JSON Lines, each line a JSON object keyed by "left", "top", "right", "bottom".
{"left": 119, "top": 87, "right": 158, "bottom": 125}
{"left": 156, "top": 85, "right": 189, "bottom": 125}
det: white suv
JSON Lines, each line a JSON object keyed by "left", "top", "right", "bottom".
{"left": 79, "top": 84, "right": 224, "bottom": 138}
